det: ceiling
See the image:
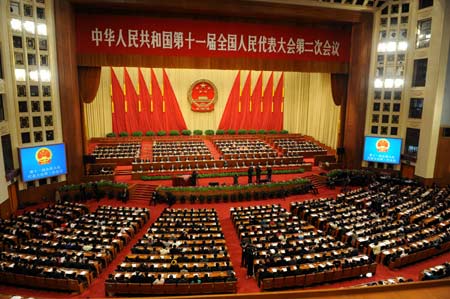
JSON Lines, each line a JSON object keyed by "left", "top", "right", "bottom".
{"left": 71, "top": 0, "right": 374, "bottom": 26}
{"left": 248, "top": 0, "right": 389, "bottom": 11}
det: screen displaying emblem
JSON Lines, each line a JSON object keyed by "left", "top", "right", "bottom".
{"left": 35, "top": 147, "right": 52, "bottom": 165}
{"left": 363, "top": 136, "right": 402, "bottom": 164}
{"left": 188, "top": 79, "right": 217, "bottom": 112}
{"left": 375, "top": 138, "right": 390, "bottom": 153}
{"left": 19, "top": 143, "right": 68, "bottom": 182}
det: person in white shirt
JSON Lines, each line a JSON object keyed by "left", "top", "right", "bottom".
{"left": 153, "top": 274, "right": 165, "bottom": 285}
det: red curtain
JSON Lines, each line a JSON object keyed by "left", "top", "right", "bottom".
{"left": 150, "top": 69, "right": 164, "bottom": 132}
{"left": 249, "top": 71, "right": 263, "bottom": 129}
{"left": 330, "top": 73, "right": 348, "bottom": 106}
{"left": 218, "top": 71, "right": 240, "bottom": 130}
{"left": 78, "top": 66, "right": 101, "bottom": 104}
{"left": 272, "top": 72, "right": 284, "bottom": 131}
{"left": 162, "top": 69, "right": 187, "bottom": 131}
{"left": 111, "top": 68, "right": 127, "bottom": 133}
{"left": 138, "top": 69, "right": 153, "bottom": 132}
{"left": 261, "top": 72, "right": 274, "bottom": 130}
{"left": 124, "top": 68, "right": 141, "bottom": 132}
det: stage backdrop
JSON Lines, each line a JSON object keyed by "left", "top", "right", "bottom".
{"left": 84, "top": 67, "right": 340, "bottom": 148}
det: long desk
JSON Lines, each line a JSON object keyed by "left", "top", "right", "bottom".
{"left": 105, "top": 280, "right": 237, "bottom": 296}
{"left": 0, "top": 270, "right": 87, "bottom": 293}
{"left": 261, "top": 263, "right": 377, "bottom": 290}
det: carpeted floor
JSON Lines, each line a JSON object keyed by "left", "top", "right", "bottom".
{"left": 1, "top": 171, "right": 449, "bottom": 298}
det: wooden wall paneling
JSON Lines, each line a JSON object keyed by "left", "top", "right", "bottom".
{"left": 76, "top": 54, "right": 349, "bottom": 74}
{"left": 17, "top": 182, "right": 66, "bottom": 207}
{"left": 55, "top": 0, "right": 84, "bottom": 183}
{"left": 0, "top": 199, "right": 11, "bottom": 219}
{"left": 8, "top": 183, "right": 18, "bottom": 217}
{"left": 1, "top": 184, "right": 19, "bottom": 219}
{"left": 433, "top": 127, "right": 450, "bottom": 185}
{"left": 70, "top": 0, "right": 364, "bottom": 24}
{"left": 342, "top": 14, "right": 373, "bottom": 169}
{"left": 401, "top": 163, "right": 415, "bottom": 179}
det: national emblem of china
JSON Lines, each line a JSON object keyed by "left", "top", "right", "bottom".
{"left": 188, "top": 79, "right": 217, "bottom": 112}
{"left": 35, "top": 147, "right": 52, "bottom": 165}
{"left": 376, "top": 138, "right": 390, "bottom": 153}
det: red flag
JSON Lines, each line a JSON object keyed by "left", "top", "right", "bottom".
{"left": 272, "top": 72, "right": 284, "bottom": 131}
{"left": 218, "top": 71, "right": 241, "bottom": 130}
{"left": 138, "top": 68, "right": 153, "bottom": 132}
{"left": 162, "top": 69, "right": 187, "bottom": 131}
{"left": 150, "top": 69, "right": 164, "bottom": 132}
{"left": 111, "top": 68, "right": 127, "bottom": 133}
{"left": 124, "top": 68, "right": 140, "bottom": 132}
{"left": 249, "top": 71, "right": 263, "bottom": 129}
{"left": 235, "top": 71, "right": 252, "bottom": 129}
{"left": 261, "top": 72, "right": 274, "bottom": 130}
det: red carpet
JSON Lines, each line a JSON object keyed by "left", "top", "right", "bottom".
{"left": 203, "top": 139, "right": 223, "bottom": 160}
{"left": 1, "top": 171, "right": 449, "bottom": 298}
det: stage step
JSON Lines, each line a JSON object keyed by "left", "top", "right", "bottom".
{"left": 116, "top": 169, "right": 132, "bottom": 175}
{"left": 305, "top": 174, "right": 328, "bottom": 189}
{"left": 131, "top": 184, "right": 158, "bottom": 201}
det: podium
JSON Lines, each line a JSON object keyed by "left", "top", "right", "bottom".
{"left": 172, "top": 175, "right": 195, "bottom": 187}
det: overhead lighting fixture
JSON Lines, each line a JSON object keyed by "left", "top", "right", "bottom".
{"left": 10, "top": 19, "right": 22, "bottom": 31}
{"left": 29, "top": 70, "right": 39, "bottom": 81}
{"left": 397, "top": 41, "right": 408, "bottom": 51}
{"left": 386, "top": 41, "right": 397, "bottom": 52}
{"left": 377, "top": 42, "right": 386, "bottom": 52}
{"left": 23, "top": 21, "right": 35, "bottom": 34}
{"left": 384, "top": 78, "right": 394, "bottom": 88}
{"left": 15, "top": 69, "right": 26, "bottom": 81}
{"left": 40, "top": 69, "right": 51, "bottom": 82}
{"left": 374, "top": 78, "right": 383, "bottom": 88}
{"left": 394, "top": 78, "right": 404, "bottom": 88}
{"left": 37, "top": 23, "right": 47, "bottom": 36}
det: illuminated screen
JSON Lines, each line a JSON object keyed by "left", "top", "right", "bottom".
{"left": 19, "top": 143, "right": 67, "bottom": 182}
{"left": 363, "top": 136, "right": 402, "bottom": 164}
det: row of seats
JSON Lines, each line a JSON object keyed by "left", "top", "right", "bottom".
{"left": 272, "top": 139, "right": 327, "bottom": 157}
{"left": 352, "top": 276, "right": 412, "bottom": 287}
{"left": 215, "top": 139, "right": 277, "bottom": 156}
{"left": 105, "top": 281, "right": 236, "bottom": 297}
{"left": 131, "top": 157, "right": 306, "bottom": 176}
{"left": 106, "top": 208, "right": 237, "bottom": 296}
{"left": 92, "top": 142, "right": 141, "bottom": 159}
{"left": 153, "top": 141, "right": 211, "bottom": 157}
{"left": 419, "top": 261, "right": 450, "bottom": 281}
{"left": 0, "top": 203, "right": 149, "bottom": 293}
{"left": 231, "top": 204, "right": 374, "bottom": 290}
{"left": 261, "top": 263, "right": 377, "bottom": 290}
{"left": 0, "top": 201, "right": 88, "bottom": 247}
{"left": 290, "top": 179, "right": 450, "bottom": 271}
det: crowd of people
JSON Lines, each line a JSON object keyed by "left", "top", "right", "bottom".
{"left": 420, "top": 261, "right": 450, "bottom": 281}
{"left": 107, "top": 208, "right": 236, "bottom": 295}
{"left": 92, "top": 142, "right": 141, "bottom": 159}
{"left": 272, "top": 139, "right": 327, "bottom": 157}
{"left": 0, "top": 203, "right": 149, "bottom": 292}
{"left": 290, "top": 179, "right": 450, "bottom": 270}
{"left": 231, "top": 204, "right": 373, "bottom": 288}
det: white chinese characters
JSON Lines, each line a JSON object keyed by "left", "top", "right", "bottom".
{"left": 90, "top": 27, "right": 341, "bottom": 57}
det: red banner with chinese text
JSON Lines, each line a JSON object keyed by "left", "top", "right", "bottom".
{"left": 76, "top": 14, "right": 350, "bottom": 62}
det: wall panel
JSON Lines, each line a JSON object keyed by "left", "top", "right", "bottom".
{"left": 343, "top": 13, "right": 373, "bottom": 169}
{"left": 54, "top": 0, "right": 84, "bottom": 182}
